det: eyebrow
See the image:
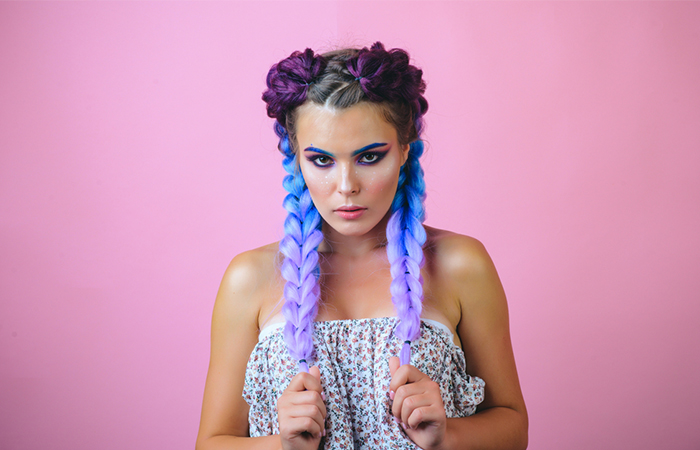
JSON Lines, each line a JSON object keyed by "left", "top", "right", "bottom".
{"left": 303, "top": 142, "right": 388, "bottom": 157}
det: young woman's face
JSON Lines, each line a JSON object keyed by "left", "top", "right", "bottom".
{"left": 295, "top": 102, "right": 410, "bottom": 238}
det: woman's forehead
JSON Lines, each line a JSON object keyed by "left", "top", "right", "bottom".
{"left": 295, "top": 103, "right": 398, "bottom": 150}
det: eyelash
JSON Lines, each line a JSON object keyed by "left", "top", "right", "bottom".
{"left": 358, "top": 152, "right": 387, "bottom": 165}
{"left": 308, "top": 155, "right": 333, "bottom": 167}
{"left": 307, "top": 151, "right": 388, "bottom": 168}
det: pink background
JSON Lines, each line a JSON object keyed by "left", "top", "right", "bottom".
{"left": 1, "top": 2, "right": 699, "bottom": 449}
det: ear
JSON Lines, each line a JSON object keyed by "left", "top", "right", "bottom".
{"left": 400, "top": 142, "right": 411, "bottom": 166}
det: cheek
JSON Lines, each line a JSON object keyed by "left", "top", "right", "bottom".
{"left": 301, "top": 167, "right": 334, "bottom": 198}
{"left": 362, "top": 165, "right": 400, "bottom": 198}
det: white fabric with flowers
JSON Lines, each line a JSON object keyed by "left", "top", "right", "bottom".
{"left": 243, "top": 316, "right": 485, "bottom": 449}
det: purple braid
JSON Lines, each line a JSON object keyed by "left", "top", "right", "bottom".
{"left": 264, "top": 49, "right": 326, "bottom": 373}
{"left": 277, "top": 125, "right": 323, "bottom": 373}
{"left": 347, "top": 42, "right": 429, "bottom": 366}
{"left": 262, "top": 42, "right": 429, "bottom": 371}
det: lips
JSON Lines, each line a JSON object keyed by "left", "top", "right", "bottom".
{"left": 334, "top": 206, "right": 367, "bottom": 220}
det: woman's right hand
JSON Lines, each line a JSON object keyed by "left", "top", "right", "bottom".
{"left": 277, "top": 366, "right": 327, "bottom": 450}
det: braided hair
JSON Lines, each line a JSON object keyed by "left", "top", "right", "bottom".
{"left": 262, "top": 42, "right": 429, "bottom": 371}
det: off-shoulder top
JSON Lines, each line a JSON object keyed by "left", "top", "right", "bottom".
{"left": 243, "top": 316, "right": 485, "bottom": 449}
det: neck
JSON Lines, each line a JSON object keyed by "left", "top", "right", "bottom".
{"left": 318, "top": 212, "right": 391, "bottom": 257}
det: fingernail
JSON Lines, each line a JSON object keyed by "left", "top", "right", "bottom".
{"left": 321, "top": 392, "right": 326, "bottom": 401}
{"left": 401, "top": 422, "right": 407, "bottom": 430}
{"left": 322, "top": 429, "right": 326, "bottom": 437}
{"left": 389, "top": 390, "right": 395, "bottom": 400}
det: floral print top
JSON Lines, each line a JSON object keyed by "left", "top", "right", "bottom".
{"left": 243, "top": 317, "right": 485, "bottom": 449}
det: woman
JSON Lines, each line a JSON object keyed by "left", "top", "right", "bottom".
{"left": 196, "top": 42, "right": 528, "bottom": 450}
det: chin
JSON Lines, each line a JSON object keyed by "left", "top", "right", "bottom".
{"left": 330, "top": 222, "right": 376, "bottom": 237}
{"left": 323, "top": 213, "right": 390, "bottom": 239}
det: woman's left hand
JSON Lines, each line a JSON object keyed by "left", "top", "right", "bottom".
{"left": 389, "top": 356, "right": 447, "bottom": 450}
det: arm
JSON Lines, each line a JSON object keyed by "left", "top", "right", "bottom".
{"left": 390, "top": 235, "right": 528, "bottom": 450}
{"left": 196, "top": 250, "right": 283, "bottom": 450}
{"left": 196, "top": 249, "right": 326, "bottom": 450}
{"left": 442, "top": 236, "right": 528, "bottom": 449}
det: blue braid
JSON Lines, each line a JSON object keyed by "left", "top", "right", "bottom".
{"left": 387, "top": 139, "right": 427, "bottom": 366}
{"left": 276, "top": 125, "right": 323, "bottom": 373}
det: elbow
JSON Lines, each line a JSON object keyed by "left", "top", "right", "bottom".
{"left": 498, "top": 404, "right": 529, "bottom": 449}
{"left": 516, "top": 408, "right": 529, "bottom": 450}
{"left": 517, "top": 430, "right": 528, "bottom": 450}
{"left": 195, "top": 434, "right": 212, "bottom": 450}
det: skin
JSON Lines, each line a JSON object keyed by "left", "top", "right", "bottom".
{"left": 196, "top": 102, "right": 528, "bottom": 450}
{"left": 296, "top": 102, "right": 410, "bottom": 242}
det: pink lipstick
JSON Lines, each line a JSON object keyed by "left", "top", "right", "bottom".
{"left": 335, "top": 206, "right": 367, "bottom": 220}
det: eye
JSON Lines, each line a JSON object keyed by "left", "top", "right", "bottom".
{"left": 358, "top": 151, "right": 388, "bottom": 165}
{"left": 309, "top": 154, "right": 333, "bottom": 167}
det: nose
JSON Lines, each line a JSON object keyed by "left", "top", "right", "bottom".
{"left": 338, "top": 164, "right": 360, "bottom": 195}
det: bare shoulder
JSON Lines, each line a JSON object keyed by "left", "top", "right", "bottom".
{"left": 198, "top": 242, "right": 283, "bottom": 443}
{"left": 424, "top": 226, "right": 500, "bottom": 293}
{"left": 219, "top": 242, "right": 281, "bottom": 298}
{"left": 425, "top": 227, "right": 527, "bottom": 443}
{"left": 214, "top": 242, "right": 283, "bottom": 328}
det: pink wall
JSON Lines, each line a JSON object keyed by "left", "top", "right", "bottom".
{"left": 1, "top": 2, "right": 698, "bottom": 449}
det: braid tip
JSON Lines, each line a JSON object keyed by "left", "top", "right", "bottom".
{"left": 298, "top": 359, "right": 310, "bottom": 373}
{"left": 399, "top": 341, "right": 411, "bottom": 366}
